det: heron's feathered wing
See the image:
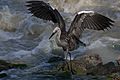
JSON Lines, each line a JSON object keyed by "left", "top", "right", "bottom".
{"left": 26, "top": 1, "right": 66, "bottom": 32}
{"left": 68, "top": 11, "right": 114, "bottom": 39}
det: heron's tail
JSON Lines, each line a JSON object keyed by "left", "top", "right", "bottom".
{"left": 73, "top": 35, "right": 86, "bottom": 47}
{"left": 79, "top": 40, "right": 86, "bottom": 47}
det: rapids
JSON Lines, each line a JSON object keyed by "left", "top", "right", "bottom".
{"left": 0, "top": 0, "right": 120, "bottom": 80}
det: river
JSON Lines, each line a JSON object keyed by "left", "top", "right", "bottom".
{"left": 0, "top": 0, "right": 120, "bottom": 80}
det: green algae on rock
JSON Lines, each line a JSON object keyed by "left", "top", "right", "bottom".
{"left": 0, "top": 60, "right": 27, "bottom": 71}
{"left": 0, "top": 73, "right": 7, "bottom": 78}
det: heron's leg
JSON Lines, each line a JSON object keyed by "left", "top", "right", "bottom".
{"left": 66, "top": 49, "right": 74, "bottom": 74}
{"left": 57, "top": 51, "right": 70, "bottom": 71}
{"left": 64, "top": 51, "right": 68, "bottom": 60}
{"left": 68, "top": 52, "right": 74, "bottom": 74}
{"left": 64, "top": 51, "right": 70, "bottom": 71}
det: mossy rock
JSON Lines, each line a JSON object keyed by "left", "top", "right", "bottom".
{"left": 0, "top": 60, "right": 10, "bottom": 65}
{"left": 48, "top": 56, "right": 65, "bottom": 63}
{"left": 56, "top": 60, "right": 87, "bottom": 75}
{"left": 0, "top": 60, "right": 27, "bottom": 71}
{"left": 107, "top": 73, "right": 120, "bottom": 80}
{"left": 87, "top": 62, "right": 120, "bottom": 76}
{"left": 47, "top": 55, "right": 120, "bottom": 77}
{"left": 0, "top": 73, "right": 7, "bottom": 78}
{"left": 11, "top": 63, "right": 27, "bottom": 69}
{"left": 71, "top": 61, "right": 87, "bottom": 75}
{"left": 0, "top": 60, "right": 11, "bottom": 71}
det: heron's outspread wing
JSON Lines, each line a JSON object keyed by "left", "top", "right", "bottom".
{"left": 66, "top": 11, "right": 114, "bottom": 50}
{"left": 26, "top": 1, "right": 66, "bottom": 32}
{"left": 68, "top": 11, "right": 114, "bottom": 39}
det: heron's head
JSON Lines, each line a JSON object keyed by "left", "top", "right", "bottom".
{"left": 49, "top": 27, "right": 61, "bottom": 39}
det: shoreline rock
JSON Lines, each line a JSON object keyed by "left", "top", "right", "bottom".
{"left": 0, "top": 60, "right": 27, "bottom": 78}
{"left": 47, "top": 53, "right": 120, "bottom": 79}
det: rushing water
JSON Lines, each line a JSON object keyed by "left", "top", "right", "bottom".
{"left": 0, "top": 0, "right": 120, "bottom": 80}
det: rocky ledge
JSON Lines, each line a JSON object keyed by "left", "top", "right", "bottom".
{"left": 0, "top": 60, "right": 27, "bottom": 78}
{"left": 46, "top": 53, "right": 120, "bottom": 79}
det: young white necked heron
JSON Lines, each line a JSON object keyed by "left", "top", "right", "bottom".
{"left": 26, "top": 1, "right": 114, "bottom": 73}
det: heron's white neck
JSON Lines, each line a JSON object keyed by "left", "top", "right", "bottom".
{"left": 54, "top": 30, "right": 61, "bottom": 46}
{"left": 56, "top": 29, "right": 61, "bottom": 40}
{"left": 53, "top": 27, "right": 62, "bottom": 45}
{"left": 52, "top": 27, "right": 61, "bottom": 40}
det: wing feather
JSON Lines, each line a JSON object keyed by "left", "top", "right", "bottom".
{"left": 26, "top": 1, "right": 66, "bottom": 32}
{"left": 88, "top": 17, "right": 98, "bottom": 29}
{"left": 91, "top": 16, "right": 106, "bottom": 30}
{"left": 67, "top": 11, "right": 114, "bottom": 50}
{"left": 68, "top": 11, "right": 114, "bottom": 39}
{"left": 88, "top": 17, "right": 100, "bottom": 30}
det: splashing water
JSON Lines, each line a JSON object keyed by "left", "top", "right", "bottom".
{"left": 0, "top": 0, "right": 120, "bottom": 80}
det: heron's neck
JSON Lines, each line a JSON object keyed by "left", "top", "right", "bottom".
{"left": 56, "top": 30, "right": 61, "bottom": 39}
{"left": 55, "top": 30, "right": 61, "bottom": 43}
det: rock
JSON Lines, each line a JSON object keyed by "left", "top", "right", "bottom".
{"left": 56, "top": 60, "right": 120, "bottom": 76}
{"left": 75, "top": 53, "right": 103, "bottom": 69}
{"left": 87, "top": 62, "right": 120, "bottom": 75}
{"left": 55, "top": 60, "right": 87, "bottom": 75}
{"left": 46, "top": 53, "right": 120, "bottom": 79}
{"left": 47, "top": 56, "right": 65, "bottom": 63}
{"left": 107, "top": 73, "right": 120, "bottom": 80}
{"left": 0, "top": 73, "right": 7, "bottom": 78}
{"left": 0, "top": 60, "right": 27, "bottom": 72}
{"left": 11, "top": 63, "right": 27, "bottom": 69}
{"left": 0, "top": 60, "right": 12, "bottom": 71}
{"left": 47, "top": 54, "right": 103, "bottom": 75}
{"left": 0, "top": 60, "right": 27, "bottom": 78}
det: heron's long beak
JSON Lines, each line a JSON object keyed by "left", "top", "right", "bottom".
{"left": 49, "top": 32, "right": 57, "bottom": 39}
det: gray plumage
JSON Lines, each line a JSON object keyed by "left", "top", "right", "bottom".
{"left": 26, "top": 1, "right": 114, "bottom": 73}
{"left": 26, "top": 1, "right": 114, "bottom": 52}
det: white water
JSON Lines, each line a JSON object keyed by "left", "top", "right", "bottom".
{"left": 0, "top": 0, "right": 120, "bottom": 80}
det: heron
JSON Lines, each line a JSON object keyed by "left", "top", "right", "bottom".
{"left": 26, "top": 1, "right": 114, "bottom": 73}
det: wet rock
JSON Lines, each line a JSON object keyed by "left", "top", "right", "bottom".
{"left": 69, "top": 60, "right": 87, "bottom": 75}
{"left": 75, "top": 53, "right": 103, "bottom": 69}
{"left": 0, "top": 60, "right": 27, "bottom": 78}
{"left": 0, "top": 60, "right": 27, "bottom": 72}
{"left": 73, "top": 75, "right": 107, "bottom": 80}
{"left": 11, "top": 63, "right": 27, "bottom": 69}
{"left": 46, "top": 54, "right": 103, "bottom": 75}
{"left": 48, "top": 54, "right": 102, "bottom": 75}
{"left": 32, "top": 53, "right": 120, "bottom": 80}
{"left": 0, "top": 73, "right": 7, "bottom": 78}
{"left": 47, "top": 56, "right": 87, "bottom": 75}
{"left": 47, "top": 53, "right": 120, "bottom": 76}
{"left": 87, "top": 62, "right": 120, "bottom": 75}
{"left": 48, "top": 56, "right": 65, "bottom": 63}
{"left": 0, "top": 60, "right": 12, "bottom": 71}
{"left": 107, "top": 73, "right": 120, "bottom": 80}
